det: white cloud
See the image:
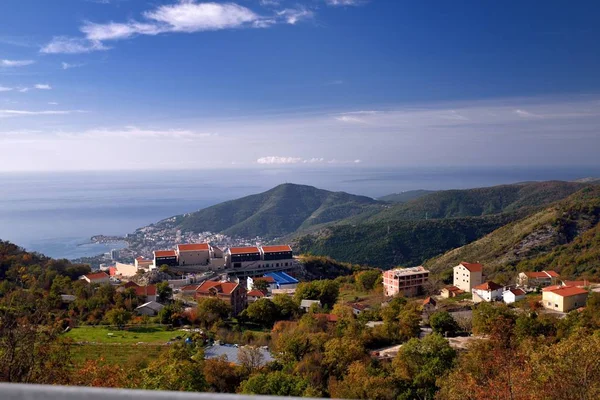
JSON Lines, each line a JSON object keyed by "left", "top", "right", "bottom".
{"left": 18, "top": 88, "right": 29, "bottom": 93}
{"left": 276, "top": 8, "right": 314, "bottom": 24}
{"left": 144, "top": 2, "right": 260, "bottom": 33}
{"left": 1, "top": 59, "right": 35, "bottom": 67}
{"left": 34, "top": 84, "right": 52, "bottom": 90}
{"left": 0, "top": 109, "right": 84, "bottom": 118}
{"left": 41, "top": 1, "right": 317, "bottom": 53}
{"left": 74, "top": 126, "right": 214, "bottom": 140}
{"left": 0, "top": 86, "right": 12, "bottom": 92}
{"left": 48, "top": 102, "right": 59, "bottom": 105}
{"left": 335, "top": 115, "right": 367, "bottom": 123}
{"left": 62, "top": 62, "right": 85, "bottom": 70}
{"left": 257, "top": 156, "right": 303, "bottom": 164}
{"left": 41, "top": 37, "right": 109, "bottom": 54}
{"left": 325, "top": 0, "right": 363, "bottom": 6}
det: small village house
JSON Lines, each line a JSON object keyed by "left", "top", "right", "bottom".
{"left": 453, "top": 262, "right": 483, "bottom": 292}
{"left": 542, "top": 285, "right": 589, "bottom": 313}
{"left": 472, "top": 281, "right": 504, "bottom": 303}
{"left": 503, "top": 288, "right": 526, "bottom": 304}
{"left": 247, "top": 276, "right": 277, "bottom": 293}
{"left": 517, "top": 270, "right": 560, "bottom": 288}
{"left": 135, "top": 301, "right": 164, "bottom": 316}
{"left": 134, "top": 285, "right": 157, "bottom": 302}
{"left": 300, "top": 299, "right": 321, "bottom": 312}
{"left": 441, "top": 285, "right": 465, "bottom": 298}
{"left": 195, "top": 280, "right": 247, "bottom": 316}
{"left": 247, "top": 289, "right": 267, "bottom": 303}
{"left": 80, "top": 271, "right": 110, "bottom": 285}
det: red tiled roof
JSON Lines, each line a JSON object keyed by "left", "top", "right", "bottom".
{"left": 123, "top": 281, "right": 140, "bottom": 288}
{"left": 314, "top": 313, "right": 339, "bottom": 323}
{"left": 546, "top": 271, "right": 560, "bottom": 278}
{"left": 473, "top": 281, "right": 503, "bottom": 291}
{"left": 247, "top": 290, "right": 267, "bottom": 297}
{"left": 509, "top": 288, "right": 526, "bottom": 296}
{"left": 84, "top": 272, "right": 109, "bottom": 280}
{"left": 423, "top": 297, "right": 437, "bottom": 305}
{"left": 562, "top": 280, "right": 591, "bottom": 287}
{"left": 262, "top": 245, "right": 292, "bottom": 253}
{"left": 349, "top": 303, "right": 370, "bottom": 310}
{"left": 181, "top": 284, "right": 201, "bottom": 291}
{"left": 542, "top": 284, "right": 563, "bottom": 292}
{"left": 525, "top": 271, "right": 550, "bottom": 278}
{"left": 196, "top": 280, "right": 239, "bottom": 295}
{"left": 459, "top": 262, "right": 483, "bottom": 272}
{"left": 253, "top": 276, "right": 275, "bottom": 283}
{"left": 444, "top": 285, "right": 465, "bottom": 293}
{"left": 229, "top": 246, "right": 260, "bottom": 255}
{"left": 134, "top": 285, "right": 157, "bottom": 296}
{"left": 546, "top": 286, "right": 588, "bottom": 297}
{"left": 177, "top": 243, "right": 210, "bottom": 252}
{"left": 135, "top": 256, "right": 146, "bottom": 261}
{"left": 154, "top": 250, "right": 176, "bottom": 257}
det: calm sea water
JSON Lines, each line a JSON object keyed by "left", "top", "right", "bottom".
{"left": 0, "top": 166, "right": 598, "bottom": 259}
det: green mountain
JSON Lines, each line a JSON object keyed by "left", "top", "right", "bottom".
{"left": 155, "top": 183, "right": 382, "bottom": 239}
{"left": 291, "top": 181, "right": 590, "bottom": 268}
{"left": 378, "top": 190, "right": 436, "bottom": 203}
{"left": 424, "top": 186, "right": 600, "bottom": 280}
{"left": 365, "top": 181, "right": 587, "bottom": 223}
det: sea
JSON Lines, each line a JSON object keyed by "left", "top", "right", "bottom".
{"left": 1, "top": 166, "right": 599, "bottom": 260}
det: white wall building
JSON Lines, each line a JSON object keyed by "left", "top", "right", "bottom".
{"left": 472, "top": 281, "right": 504, "bottom": 303}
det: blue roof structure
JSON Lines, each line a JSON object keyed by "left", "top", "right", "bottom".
{"left": 264, "top": 271, "right": 299, "bottom": 286}
{"left": 204, "top": 344, "right": 273, "bottom": 365}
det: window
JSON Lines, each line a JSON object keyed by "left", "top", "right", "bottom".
{"left": 555, "top": 304, "right": 558, "bottom": 308}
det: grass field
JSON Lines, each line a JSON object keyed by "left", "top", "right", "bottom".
{"left": 70, "top": 343, "right": 166, "bottom": 365}
{"left": 64, "top": 326, "right": 183, "bottom": 344}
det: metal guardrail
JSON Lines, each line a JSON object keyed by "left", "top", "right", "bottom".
{"left": 0, "top": 383, "right": 308, "bottom": 400}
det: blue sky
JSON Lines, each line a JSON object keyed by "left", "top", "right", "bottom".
{"left": 1, "top": 0, "right": 600, "bottom": 171}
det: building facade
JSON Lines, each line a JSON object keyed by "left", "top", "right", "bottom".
{"left": 517, "top": 271, "right": 560, "bottom": 288}
{"left": 472, "top": 281, "right": 504, "bottom": 303}
{"left": 153, "top": 250, "right": 178, "bottom": 268}
{"left": 382, "top": 266, "right": 430, "bottom": 297}
{"left": 453, "top": 262, "right": 483, "bottom": 292}
{"left": 195, "top": 280, "right": 247, "bottom": 316}
{"left": 542, "top": 286, "right": 588, "bottom": 312}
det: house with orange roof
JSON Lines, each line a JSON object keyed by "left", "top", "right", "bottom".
{"left": 153, "top": 249, "right": 178, "bottom": 268}
{"left": 134, "top": 256, "right": 153, "bottom": 270}
{"left": 453, "top": 262, "right": 483, "bottom": 292}
{"left": 517, "top": 270, "right": 560, "bottom": 288}
{"left": 247, "top": 289, "right": 267, "bottom": 303}
{"left": 134, "top": 285, "right": 157, "bottom": 302}
{"left": 176, "top": 243, "right": 211, "bottom": 266}
{"left": 80, "top": 271, "right": 110, "bottom": 284}
{"left": 225, "top": 245, "right": 294, "bottom": 272}
{"left": 195, "top": 280, "right": 247, "bottom": 315}
{"left": 542, "top": 285, "right": 588, "bottom": 312}
{"left": 472, "top": 281, "right": 504, "bottom": 303}
{"left": 503, "top": 288, "right": 526, "bottom": 304}
{"left": 440, "top": 285, "right": 465, "bottom": 298}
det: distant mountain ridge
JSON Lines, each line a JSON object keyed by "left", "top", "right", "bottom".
{"left": 424, "top": 185, "right": 600, "bottom": 280}
{"left": 378, "top": 190, "right": 436, "bottom": 203}
{"left": 152, "top": 183, "right": 382, "bottom": 239}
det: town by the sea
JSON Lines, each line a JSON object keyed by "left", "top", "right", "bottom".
{"left": 1, "top": 166, "right": 599, "bottom": 260}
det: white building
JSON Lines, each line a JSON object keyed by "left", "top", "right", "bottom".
{"left": 300, "top": 299, "right": 321, "bottom": 312}
{"left": 472, "top": 281, "right": 504, "bottom": 303}
{"left": 80, "top": 271, "right": 110, "bottom": 285}
{"left": 453, "top": 262, "right": 483, "bottom": 292}
{"left": 503, "top": 288, "right": 526, "bottom": 304}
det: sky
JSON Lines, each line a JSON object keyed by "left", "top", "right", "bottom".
{"left": 1, "top": 0, "right": 600, "bottom": 171}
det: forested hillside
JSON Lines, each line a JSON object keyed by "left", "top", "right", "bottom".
{"left": 424, "top": 186, "right": 600, "bottom": 280}
{"left": 152, "top": 183, "right": 381, "bottom": 239}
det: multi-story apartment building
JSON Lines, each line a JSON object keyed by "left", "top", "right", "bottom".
{"left": 153, "top": 250, "right": 178, "bottom": 268}
{"left": 453, "top": 262, "right": 483, "bottom": 292}
{"left": 382, "top": 266, "right": 430, "bottom": 297}
{"left": 195, "top": 280, "right": 247, "bottom": 316}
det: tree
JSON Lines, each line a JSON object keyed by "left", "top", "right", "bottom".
{"left": 156, "top": 281, "right": 173, "bottom": 303}
{"left": 472, "top": 301, "right": 516, "bottom": 335}
{"left": 355, "top": 270, "right": 380, "bottom": 291}
{"left": 329, "top": 361, "right": 396, "bottom": 400}
{"left": 159, "top": 265, "right": 170, "bottom": 273}
{"left": 294, "top": 280, "right": 339, "bottom": 309}
{"left": 398, "top": 303, "right": 422, "bottom": 341}
{"left": 430, "top": 311, "right": 460, "bottom": 336}
{"left": 239, "top": 371, "right": 309, "bottom": 397}
{"left": 238, "top": 345, "right": 265, "bottom": 372}
{"left": 244, "top": 299, "right": 280, "bottom": 327}
{"left": 203, "top": 356, "right": 242, "bottom": 393}
{"left": 271, "top": 294, "right": 299, "bottom": 320}
{"left": 393, "top": 333, "right": 456, "bottom": 399}
{"left": 105, "top": 308, "right": 132, "bottom": 329}
{"left": 323, "top": 337, "right": 366, "bottom": 378}
{"left": 196, "top": 297, "right": 230, "bottom": 327}
{"left": 252, "top": 279, "right": 270, "bottom": 293}
{"left": 139, "top": 343, "right": 207, "bottom": 392}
